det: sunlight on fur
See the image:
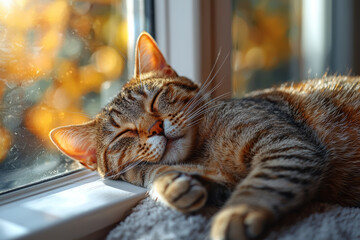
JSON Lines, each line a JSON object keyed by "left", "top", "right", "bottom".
{"left": 51, "top": 32, "right": 360, "bottom": 240}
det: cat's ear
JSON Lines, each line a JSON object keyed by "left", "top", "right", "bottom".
{"left": 134, "top": 32, "right": 177, "bottom": 77}
{"left": 49, "top": 121, "right": 98, "bottom": 170}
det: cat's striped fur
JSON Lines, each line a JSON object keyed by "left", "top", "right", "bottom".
{"left": 50, "top": 33, "right": 360, "bottom": 240}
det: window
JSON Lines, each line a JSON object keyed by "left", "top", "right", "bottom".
{"left": 0, "top": 2, "right": 218, "bottom": 239}
{"left": 1, "top": 0, "right": 359, "bottom": 239}
{"left": 0, "top": 0, "right": 154, "bottom": 194}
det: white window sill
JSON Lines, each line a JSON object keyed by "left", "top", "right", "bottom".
{"left": 0, "top": 170, "right": 147, "bottom": 240}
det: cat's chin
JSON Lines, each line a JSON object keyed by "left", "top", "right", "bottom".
{"left": 161, "top": 134, "right": 190, "bottom": 164}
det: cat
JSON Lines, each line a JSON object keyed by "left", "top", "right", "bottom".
{"left": 50, "top": 32, "right": 360, "bottom": 240}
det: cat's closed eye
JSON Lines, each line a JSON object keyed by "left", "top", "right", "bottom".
{"left": 108, "top": 108, "right": 123, "bottom": 128}
{"left": 116, "top": 129, "right": 138, "bottom": 138}
{"left": 109, "top": 115, "right": 120, "bottom": 128}
{"left": 151, "top": 89, "right": 178, "bottom": 113}
{"left": 151, "top": 89, "right": 163, "bottom": 113}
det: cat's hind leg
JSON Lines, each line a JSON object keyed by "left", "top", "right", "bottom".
{"left": 211, "top": 152, "right": 325, "bottom": 240}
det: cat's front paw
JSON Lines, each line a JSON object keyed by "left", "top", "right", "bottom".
{"left": 211, "top": 204, "right": 275, "bottom": 240}
{"left": 153, "top": 171, "right": 207, "bottom": 213}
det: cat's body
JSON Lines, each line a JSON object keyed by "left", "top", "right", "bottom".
{"left": 197, "top": 78, "right": 360, "bottom": 206}
{"left": 50, "top": 33, "right": 360, "bottom": 240}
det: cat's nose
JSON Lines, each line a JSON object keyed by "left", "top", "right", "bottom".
{"left": 148, "top": 120, "right": 164, "bottom": 137}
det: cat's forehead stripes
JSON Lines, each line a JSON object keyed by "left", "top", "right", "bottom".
{"left": 106, "top": 104, "right": 142, "bottom": 123}
{"left": 102, "top": 83, "right": 159, "bottom": 124}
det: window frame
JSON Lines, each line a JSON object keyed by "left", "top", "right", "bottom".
{"left": 0, "top": 1, "right": 232, "bottom": 239}
{"left": 154, "top": 0, "right": 232, "bottom": 97}
{"left": 0, "top": 171, "right": 146, "bottom": 240}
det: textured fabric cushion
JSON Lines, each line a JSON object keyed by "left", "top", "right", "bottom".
{"left": 107, "top": 197, "right": 360, "bottom": 240}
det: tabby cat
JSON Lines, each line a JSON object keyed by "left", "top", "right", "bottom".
{"left": 50, "top": 32, "right": 360, "bottom": 240}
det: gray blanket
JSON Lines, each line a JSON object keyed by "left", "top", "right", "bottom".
{"left": 107, "top": 197, "right": 360, "bottom": 240}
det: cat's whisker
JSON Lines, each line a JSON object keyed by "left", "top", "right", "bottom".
{"left": 183, "top": 95, "right": 229, "bottom": 129}
{"left": 103, "top": 154, "right": 144, "bottom": 180}
{"left": 184, "top": 91, "right": 229, "bottom": 122}
{"left": 183, "top": 65, "right": 228, "bottom": 117}
{"left": 180, "top": 51, "right": 228, "bottom": 115}
{"left": 104, "top": 160, "right": 142, "bottom": 180}
{"left": 181, "top": 84, "right": 219, "bottom": 119}
{"left": 203, "top": 47, "right": 222, "bottom": 86}
{"left": 180, "top": 50, "right": 222, "bottom": 113}
{"left": 184, "top": 73, "right": 219, "bottom": 112}
{"left": 186, "top": 103, "right": 223, "bottom": 123}
{"left": 182, "top": 89, "right": 211, "bottom": 118}
{"left": 195, "top": 79, "right": 225, "bottom": 106}
{"left": 118, "top": 160, "right": 149, "bottom": 178}
{"left": 184, "top": 103, "right": 219, "bottom": 123}
{"left": 183, "top": 107, "right": 222, "bottom": 129}
{"left": 183, "top": 118, "right": 203, "bottom": 129}
{"left": 196, "top": 50, "right": 229, "bottom": 94}
{"left": 181, "top": 86, "right": 210, "bottom": 115}
{"left": 197, "top": 50, "right": 227, "bottom": 94}
{"left": 184, "top": 107, "right": 221, "bottom": 129}
{"left": 182, "top": 103, "right": 224, "bottom": 130}
{"left": 115, "top": 162, "right": 141, "bottom": 176}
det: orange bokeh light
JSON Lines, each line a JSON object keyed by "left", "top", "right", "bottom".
{"left": 0, "top": 126, "right": 12, "bottom": 162}
{"left": 25, "top": 103, "right": 90, "bottom": 147}
{"left": 1, "top": 0, "right": 128, "bottom": 147}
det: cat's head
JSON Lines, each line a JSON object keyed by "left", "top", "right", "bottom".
{"left": 50, "top": 32, "right": 204, "bottom": 179}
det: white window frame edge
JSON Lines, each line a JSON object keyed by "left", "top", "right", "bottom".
{"left": 0, "top": 170, "right": 92, "bottom": 206}
{"left": 154, "top": 0, "right": 201, "bottom": 84}
{"left": 0, "top": 1, "right": 232, "bottom": 240}
{"left": 154, "top": 0, "right": 232, "bottom": 97}
{"left": 0, "top": 170, "right": 146, "bottom": 240}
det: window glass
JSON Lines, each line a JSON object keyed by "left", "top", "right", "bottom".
{"left": 232, "top": 0, "right": 301, "bottom": 96}
{"left": 0, "top": 0, "right": 152, "bottom": 194}
{"left": 232, "top": 0, "right": 359, "bottom": 96}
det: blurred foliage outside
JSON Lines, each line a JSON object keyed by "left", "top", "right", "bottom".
{"left": 232, "top": 0, "right": 302, "bottom": 96}
{"left": 0, "top": 0, "right": 128, "bottom": 192}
